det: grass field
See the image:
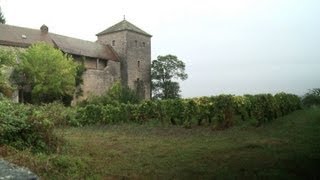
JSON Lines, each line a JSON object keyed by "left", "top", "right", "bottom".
{"left": 2, "top": 107, "right": 320, "bottom": 179}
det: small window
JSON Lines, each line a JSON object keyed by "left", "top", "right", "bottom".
{"left": 137, "top": 61, "right": 140, "bottom": 68}
{"left": 112, "top": 40, "right": 115, "bottom": 46}
{"left": 142, "top": 42, "right": 145, "bottom": 47}
{"left": 135, "top": 40, "right": 138, "bottom": 47}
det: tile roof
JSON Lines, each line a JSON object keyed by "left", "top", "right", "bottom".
{"left": 0, "top": 24, "right": 119, "bottom": 61}
{"left": 96, "top": 20, "right": 152, "bottom": 37}
{"left": 0, "top": 24, "right": 53, "bottom": 47}
{"left": 51, "top": 34, "right": 118, "bottom": 61}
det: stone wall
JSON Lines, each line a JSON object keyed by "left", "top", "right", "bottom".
{"left": 82, "top": 58, "right": 108, "bottom": 70}
{"left": 97, "top": 31, "right": 151, "bottom": 99}
{"left": 74, "top": 58, "right": 120, "bottom": 103}
{"left": 97, "top": 31, "right": 128, "bottom": 86}
{"left": 126, "top": 31, "right": 151, "bottom": 99}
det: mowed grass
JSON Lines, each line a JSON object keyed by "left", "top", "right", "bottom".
{"left": 3, "top": 107, "right": 320, "bottom": 179}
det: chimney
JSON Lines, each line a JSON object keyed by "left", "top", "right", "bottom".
{"left": 40, "top": 24, "right": 48, "bottom": 34}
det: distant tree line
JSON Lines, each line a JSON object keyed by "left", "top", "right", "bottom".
{"left": 0, "top": 6, "right": 6, "bottom": 24}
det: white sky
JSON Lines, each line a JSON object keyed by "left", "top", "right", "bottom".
{"left": 1, "top": 0, "right": 319, "bottom": 97}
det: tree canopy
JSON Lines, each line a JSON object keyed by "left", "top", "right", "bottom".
{"left": 0, "top": 7, "right": 6, "bottom": 24}
{"left": 13, "top": 42, "right": 78, "bottom": 104}
{"left": 0, "top": 49, "right": 15, "bottom": 97}
{"left": 302, "top": 88, "right": 320, "bottom": 107}
{"left": 151, "top": 54, "right": 188, "bottom": 99}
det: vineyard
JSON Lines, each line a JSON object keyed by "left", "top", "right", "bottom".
{"left": 1, "top": 92, "right": 320, "bottom": 179}
{"left": 0, "top": 92, "right": 302, "bottom": 152}
{"left": 75, "top": 92, "right": 301, "bottom": 128}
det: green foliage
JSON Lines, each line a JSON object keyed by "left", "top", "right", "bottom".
{"left": 214, "top": 95, "right": 234, "bottom": 129}
{"left": 4, "top": 107, "right": 320, "bottom": 179}
{"left": 74, "top": 61, "right": 86, "bottom": 97}
{"left": 0, "top": 49, "right": 15, "bottom": 67}
{"left": 74, "top": 92, "right": 301, "bottom": 128}
{"left": 0, "top": 98, "right": 62, "bottom": 152}
{"left": 194, "top": 97, "right": 215, "bottom": 125}
{"left": 14, "top": 42, "right": 78, "bottom": 104}
{"left": 75, "top": 103, "right": 133, "bottom": 125}
{"left": 36, "top": 102, "right": 75, "bottom": 126}
{"left": 0, "top": 7, "right": 5, "bottom": 24}
{"left": 106, "top": 81, "right": 140, "bottom": 104}
{"left": 251, "top": 94, "right": 278, "bottom": 125}
{"left": 233, "top": 95, "right": 251, "bottom": 121}
{"left": 0, "top": 49, "right": 16, "bottom": 97}
{"left": 85, "top": 81, "right": 140, "bottom": 105}
{"left": 302, "top": 88, "right": 320, "bottom": 107}
{"left": 151, "top": 54, "right": 188, "bottom": 99}
{"left": 275, "top": 92, "right": 301, "bottom": 115}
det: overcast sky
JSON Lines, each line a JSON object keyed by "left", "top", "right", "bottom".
{"left": 1, "top": 0, "right": 319, "bottom": 97}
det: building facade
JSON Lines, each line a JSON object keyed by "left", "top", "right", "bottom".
{"left": 0, "top": 19, "right": 152, "bottom": 102}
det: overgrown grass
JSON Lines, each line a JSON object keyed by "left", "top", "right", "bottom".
{"left": 1, "top": 107, "right": 320, "bottom": 179}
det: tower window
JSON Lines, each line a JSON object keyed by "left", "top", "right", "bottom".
{"left": 135, "top": 40, "right": 138, "bottom": 47}
{"left": 112, "top": 40, "right": 115, "bottom": 46}
{"left": 142, "top": 42, "right": 145, "bottom": 47}
{"left": 138, "top": 60, "right": 140, "bottom": 68}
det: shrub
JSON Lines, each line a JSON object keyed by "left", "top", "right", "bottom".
{"left": 233, "top": 96, "right": 251, "bottom": 121}
{"left": 214, "top": 95, "right": 234, "bottom": 129}
{"left": 86, "top": 81, "right": 141, "bottom": 106}
{"left": 302, "top": 88, "right": 320, "bottom": 107}
{"left": 36, "top": 102, "right": 72, "bottom": 126}
{"left": 75, "top": 104, "right": 104, "bottom": 125}
{"left": 194, "top": 97, "right": 215, "bottom": 125}
{"left": 0, "top": 98, "right": 62, "bottom": 152}
{"left": 251, "top": 94, "right": 278, "bottom": 125}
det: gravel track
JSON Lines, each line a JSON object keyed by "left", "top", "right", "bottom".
{"left": 0, "top": 159, "right": 38, "bottom": 180}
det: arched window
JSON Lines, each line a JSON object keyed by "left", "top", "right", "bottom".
{"left": 112, "top": 40, "right": 115, "bottom": 46}
{"left": 142, "top": 42, "right": 145, "bottom": 47}
{"left": 135, "top": 40, "right": 138, "bottom": 47}
{"left": 138, "top": 60, "right": 140, "bottom": 68}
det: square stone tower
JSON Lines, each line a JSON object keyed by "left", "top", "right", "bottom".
{"left": 96, "top": 19, "right": 152, "bottom": 99}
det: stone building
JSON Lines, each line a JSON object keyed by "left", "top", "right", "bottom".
{"left": 0, "top": 19, "right": 152, "bottom": 102}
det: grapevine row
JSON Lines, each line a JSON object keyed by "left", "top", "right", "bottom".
{"left": 75, "top": 93, "right": 301, "bottom": 128}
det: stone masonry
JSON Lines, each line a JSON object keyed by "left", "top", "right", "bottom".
{"left": 0, "top": 19, "right": 152, "bottom": 102}
{"left": 96, "top": 20, "right": 152, "bottom": 99}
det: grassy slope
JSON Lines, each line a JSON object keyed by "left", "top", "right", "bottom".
{"left": 2, "top": 107, "right": 320, "bottom": 179}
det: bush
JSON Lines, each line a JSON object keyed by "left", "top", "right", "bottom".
{"left": 214, "top": 95, "right": 234, "bottom": 129}
{"left": 36, "top": 102, "right": 73, "bottom": 126}
{"left": 0, "top": 99, "right": 62, "bottom": 152}
{"left": 302, "top": 88, "right": 320, "bottom": 107}
{"left": 233, "top": 95, "right": 251, "bottom": 121}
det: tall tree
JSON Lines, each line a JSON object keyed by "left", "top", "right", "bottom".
{"left": 0, "top": 7, "right": 6, "bottom": 24}
{"left": 151, "top": 54, "right": 188, "bottom": 99}
{"left": 13, "top": 42, "right": 78, "bottom": 104}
